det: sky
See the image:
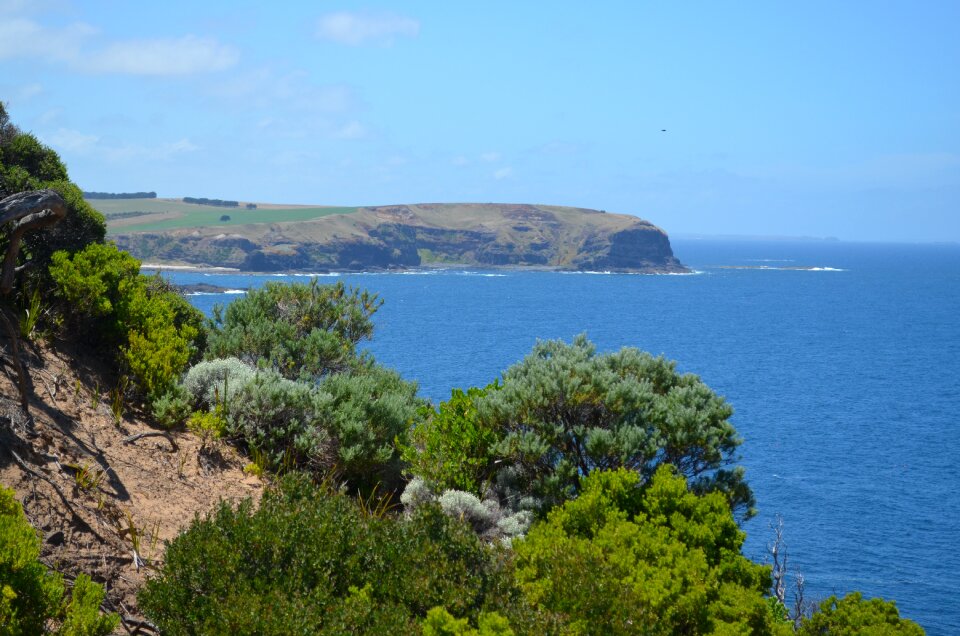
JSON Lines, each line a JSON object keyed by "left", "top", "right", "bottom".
{"left": 1, "top": 1, "right": 958, "bottom": 242}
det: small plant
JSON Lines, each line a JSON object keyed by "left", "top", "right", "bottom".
{"left": 151, "top": 385, "right": 192, "bottom": 430}
{"left": 109, "top": 377, "right": 128, "bottom": 425}
{"left": 89, "top": 381, "right": 101, "bottom": 409}
{"left": 118, "top": 507, "right": 145, "bottom": 570}
{"left": 176, "top": 451, "right": 189, "bottom": 478}
{"left": 242, "top": 461, "right": 264, "bottom": 478}
{"left": 187, "top": 409, "right": 226, "bottom": 445}
{"left": 18, "top": 285, "right": 45, "bottom": 340}
{"left": 70, "top": 462, "right": 105, "bottom": 493}
{"left": 357, "top": 483, "right": 397, "bottom": 520}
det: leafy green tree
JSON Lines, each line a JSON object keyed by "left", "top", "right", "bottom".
{"left": 512, "top": 467, "right": 786, "bottom": 635}
{"left": 797, "top": 592, "right": 924, "bottom": 635}
{"left": 406, "top": 335, "right": 753, "bottom": 518}
{"left": 0, "top": 486, "right": 117, "bottom": 635}
{"left": 139, "top": 473, "right": 549, "bottom": 635}
{"left": 0, "top": 104, "right": 106, "bottom": 284}
{"left": 205, "top": 280, "right": 382, "bottom": 381}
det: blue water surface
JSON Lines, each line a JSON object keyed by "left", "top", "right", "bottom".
{"left": 162, "top": 239, "right": 960, "bottom": 634}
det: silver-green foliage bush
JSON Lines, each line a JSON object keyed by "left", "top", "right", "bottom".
{"left": 181, "top": 357, "right": 257, "bottom": 410}
{"left": 402, "top": 478, "right": 532, "bottom": 542}
{"left": 226, "top": 370, "right": 332, "bottom": 471}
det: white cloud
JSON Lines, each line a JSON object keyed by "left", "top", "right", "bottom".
{"left": 82, "top": 36, "right": 239, "bottom": 75}
{"left": 480, "top": 151, "right": 501, "bottom": 163}
{"left": 316, "top": 11, "right": 419, "bottom": 46}
{"left": 333, "top": 121, "right": 368, "bottom": 140}
{"left": 16, "top": 82, "right": 43, "bottom": 100}
{"left": 48, "top": 128, "right": 99, "bottom": 153}
{"left": 44, "top": 128, "right": 199, "bottom": 161}
{"left": 0, "top": 18, "right": 91, "bottom": 63}
{"left": 211, "top": 69, "right": 354, "bottom": 113}
{"left": 493, "top": 167, "right": 513, "bottom": 180}
{"left": 451, "top": 156, "right": 469, "bottom": 167}
{"left": 0, "top": 18, "right": 236, "bottom": 75}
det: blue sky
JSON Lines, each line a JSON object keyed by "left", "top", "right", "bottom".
{"left": 2, "top": 1, "right": 958, "bottom": 241}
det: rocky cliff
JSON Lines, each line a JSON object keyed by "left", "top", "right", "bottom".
{"left": 111, "top": 203, "right": 688, "bottom": 273}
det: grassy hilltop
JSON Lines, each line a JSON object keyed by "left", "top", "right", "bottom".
{"left": 98, "top": 197, "right": 688, "bottom": 273}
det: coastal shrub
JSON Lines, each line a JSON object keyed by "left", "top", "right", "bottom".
{"left": 797, "top": 592, "right": 924, "bottom": 635}
{"left": 319, "top": 364, "right": 424, "bottom": 496}
{"left": 150, "top": 384, "right": 192, "bottom": 430}
{"left": 0, "top": 486, "right": 117, "bottom": 635}
{"left": 405, "top": 335, "right": 754, "bottom": 519}
{"left": 512, "top": 467, "right": 784, "bottom": 635}
{"left": 402, "top": 383, "right": 502, "bottom": 494}
{"left": 402, "top": 478, "right": 533, "bottom": 543}
{"left": 181, "top": 357, "right": 257, "bottom": 410}
{"left": 205, "top": 279, "right": 382, "bottom": 381}
{"left": 223, "top": 363, "right": 422, "bottom": 496}
{"left": 226, "top": 371, "right": 332, "bottom": 471}
{"left": 48, "top": 243, "right": 204, "bottom": 403}
{"left": 138, "top": 473, "right": 549, "bottom": 635}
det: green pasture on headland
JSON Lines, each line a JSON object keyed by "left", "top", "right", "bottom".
{"left": 92, "top": 198, "right": 358, "bottom": 233}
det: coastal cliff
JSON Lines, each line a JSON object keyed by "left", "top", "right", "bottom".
{"left": 108, "top": 202, "right": 688, "bottom": 273}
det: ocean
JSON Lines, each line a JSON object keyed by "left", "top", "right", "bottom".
{"left": 163, "top": 239, "right": 960, "bottom": 634}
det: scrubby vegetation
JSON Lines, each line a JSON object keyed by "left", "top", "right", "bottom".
{"left": 0, "top": 104, "right": 925, "bottom": 634}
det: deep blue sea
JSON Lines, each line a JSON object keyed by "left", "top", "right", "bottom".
{"left": 160, "top": 239, "right": 960, "bottom": 634}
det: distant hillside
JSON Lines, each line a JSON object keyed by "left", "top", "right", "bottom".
{"left": 95, "top": 198, "right": 688, "bottom": 273}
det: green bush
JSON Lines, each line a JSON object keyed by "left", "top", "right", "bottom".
{"left": 205, "top": 279, "right": 381, "bottom": 381}
{"left": 405, "top": 335, "right": 754, "bottom": 519}
{"left": 150, "top": 385, "right": 192, "bottom": 430}
{"left": 319, "top": 364, "right": 423, "bottom": 495}
{"left": 402, "top": 382, "right": 502, "bottom": 494}
{"left": 138, "top": 474, "right": 547, "bottom": 635}
{"left": 48, "top": 242, "right": 204, "bottom": 403}
{"left": 0, "top": 109, "right": 106, "bottom": 281}
{"left": 226, "top": 370, "right": 332, "bottom": 470}
{"left": 0, "top": 486, "right": 117, "bottom": 635}
{"left": 797, "top": 592, "right": 924, "bottom": 635}
{"left": 512, "top": 467, "right": 784, "bottom": 635}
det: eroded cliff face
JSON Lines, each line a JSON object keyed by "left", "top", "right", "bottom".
{"left": 113, "top": 203, "right": 688, "bottom": 273}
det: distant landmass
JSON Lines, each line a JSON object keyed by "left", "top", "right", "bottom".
{"left": 95, "top": 197, "right": 688, "bottom": 273}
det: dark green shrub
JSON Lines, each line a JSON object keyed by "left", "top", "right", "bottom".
{"left": 139, "top": 474, "right": 547, "bottom": 635}
{"left": 0, "top": 112, "right": 106, "bottom": 281}
{"left": 205, "top": 279, "right": 381, "bottom": 381}
{"left": 0, "top": 486, "right": 117, "bottom": 635}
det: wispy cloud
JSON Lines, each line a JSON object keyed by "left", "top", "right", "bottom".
{"left": 0, "top": 18, "right": 91, "bottom": 63}
{"left": 0, "top": 18, "right": 236, "bottom": 75}
{"left": 480, "top": 152, "right": 501, "bottom": 163}
{"left": 316, "top": 11, "right": 419, "bottom": 46}
{"left": 82, "top": 36, "right": 239, "bottom": 75}
{"left": 332, "top": 121, "right": 368, "bottom": 140}
{"left": 45, "top": 128, "right": 200, "bottom": 161}
{"left": 493, "top": 167, "right": 513, "bottom": 180}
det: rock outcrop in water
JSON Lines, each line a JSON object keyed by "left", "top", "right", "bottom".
{"left": 112, "top": 203, "right": 688, "bottom": 273}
